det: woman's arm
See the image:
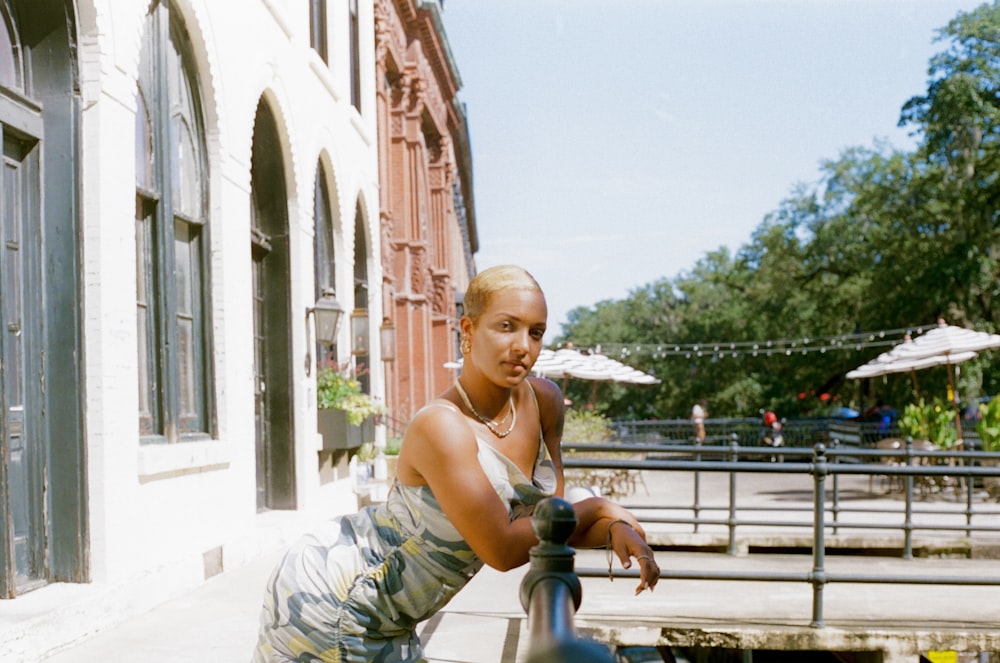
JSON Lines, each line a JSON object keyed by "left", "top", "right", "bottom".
{"left": 526, "top": 377, "right": 659, "bottom": 593}
{"left": 567, "top": 495, "right": 660, "bottom": 594}
{"left": 399, "top": 403, "right": 538, "bottom": 571}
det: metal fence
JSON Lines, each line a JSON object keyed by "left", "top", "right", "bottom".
{"left": 613, "top": 416, "right": 985, "bottom": 449}
{"left": 562, "top": 437, "right": 1000, "bottom": 628}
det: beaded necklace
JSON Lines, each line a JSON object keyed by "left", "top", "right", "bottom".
{"left": 454, "top": 380, "right": 517, "bottom": 438}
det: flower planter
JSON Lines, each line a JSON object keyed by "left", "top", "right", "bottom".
{"left": 318, "top": 409, "right": 372, "bottom": 451}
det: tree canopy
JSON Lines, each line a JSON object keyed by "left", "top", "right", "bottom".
{"left": 557, "top": 2, "right": 1000, "bottom": 421}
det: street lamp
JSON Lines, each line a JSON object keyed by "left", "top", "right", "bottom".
{"left": 310, "top": 288, "right": 345, "bottom": 345}
{"left": 351, "top": 309, "right": 369, "bottom": 355}
{"left": 380, "top": 317, "right": 396, "bottom": 362}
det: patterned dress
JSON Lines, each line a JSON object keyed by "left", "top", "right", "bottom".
{"left": 253, "top": 394, "right": 557, "bottom": 662}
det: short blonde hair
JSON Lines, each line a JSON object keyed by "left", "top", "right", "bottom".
{"left": 463, "top": 265, "right": 543, "bottom": 323}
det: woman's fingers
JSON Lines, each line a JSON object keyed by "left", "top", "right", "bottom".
{"left": 634, "top": 554, "right": 660, "bottom": 594}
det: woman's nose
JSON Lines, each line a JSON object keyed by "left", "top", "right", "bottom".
{"left": 511, "top": 329, "right": 530, "bottom": 352}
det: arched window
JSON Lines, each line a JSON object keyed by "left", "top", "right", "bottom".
{"left": 135, "top": 0, "right": 212, "bottom": 442}
{"left": 0, "top": 4, "right": 22, "bottom": 91}
{"left": 313, "top": 164, "right": 337, "bottom": 368}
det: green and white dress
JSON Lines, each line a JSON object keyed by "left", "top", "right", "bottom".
{"left": 253, "top": 398, "right": 557, "bottom": 662}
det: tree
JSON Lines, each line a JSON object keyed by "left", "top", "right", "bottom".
{"left": 557, "top": 3, "right": 1000, "bottom": 420}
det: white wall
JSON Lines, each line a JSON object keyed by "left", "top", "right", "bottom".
{"left": 76, "top": 0, "right": 381, "bottom": 586}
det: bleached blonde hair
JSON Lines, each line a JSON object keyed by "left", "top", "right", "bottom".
{"left": 463, "top": 265, "right": 543, "bottom": 323}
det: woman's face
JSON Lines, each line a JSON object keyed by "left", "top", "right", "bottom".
{"left": 465, "top": 288, "right": 547, "bottom": 386}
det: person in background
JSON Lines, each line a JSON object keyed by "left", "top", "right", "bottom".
{"left": 691, "top": 399, "right": 708, "bottom": 444}
{"left": 253, "top": 265, "right": 659, "bottom": 662}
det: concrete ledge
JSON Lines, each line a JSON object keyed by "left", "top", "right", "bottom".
{"left": 580, "top": 622, "right": 1000, "bottom": 663}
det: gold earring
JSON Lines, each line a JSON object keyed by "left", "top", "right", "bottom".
{"left": 461, "top": 337, "right": 471, "bottom": 355}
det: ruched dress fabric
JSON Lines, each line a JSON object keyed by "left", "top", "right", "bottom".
{"left": 253, "top": 398, "right": 557, "bottom": 662}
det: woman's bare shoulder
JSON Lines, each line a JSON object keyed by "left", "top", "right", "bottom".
{"left": 405, "top": 398, "right": 473, "bottom": 448}
{"left": 526, "top": 376, "right": 564, "bottom": 414}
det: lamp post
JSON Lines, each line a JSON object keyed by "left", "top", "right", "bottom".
{"left": 306, "top": 288, "right": 344, "bottom": 376}
{"left": 351, "top": 309, "right": 369, "bottom": 355}
{"left": 379, "top": 317, "right": 395, "bottom": 362}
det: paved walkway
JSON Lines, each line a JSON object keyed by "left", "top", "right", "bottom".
{"left": 34, "top": 546, "right": 1000, "bottom": 662}
{"left": 20, "top": 469, "right": 1000, "bottom": 662}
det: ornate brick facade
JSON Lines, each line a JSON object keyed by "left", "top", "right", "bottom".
{"left": 375, "top": 0, "right": 477, "bottom": 422}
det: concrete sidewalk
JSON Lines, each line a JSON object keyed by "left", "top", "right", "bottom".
{"left": 34, "top": 545, "right": 1000, "bottom": 663}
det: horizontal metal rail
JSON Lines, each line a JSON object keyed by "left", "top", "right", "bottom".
{"left": 562, "top": 439, "right": 1000, "bottom": 627}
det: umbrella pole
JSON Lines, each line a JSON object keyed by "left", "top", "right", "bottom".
{"left": 909, "top": 369, "right": 920, "bottom": 400}
{"left": 946, "top": 363, "right": 964, "bottom": 450}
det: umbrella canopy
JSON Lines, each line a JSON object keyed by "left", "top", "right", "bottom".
{"left": 444, "top": 348, "right": 660, "bottom": 385}
{"left": 846, "top": 320, "right": 1000, "bottom": 446}
{"left": 532, "top": 348, "right": 660, "bottom": 384}
{"left": 889, "top": 319, "right": 1000, "bottom": 362}
{"left": 846, "top": 343, "right": 977, "bottom": 379}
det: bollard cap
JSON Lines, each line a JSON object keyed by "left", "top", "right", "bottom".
{"left": 531, "top": 497, "right": 577, "bottom": 545}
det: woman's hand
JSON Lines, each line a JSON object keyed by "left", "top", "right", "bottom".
{"left": 607, "top": 519, "right": 660, "bottom": 595}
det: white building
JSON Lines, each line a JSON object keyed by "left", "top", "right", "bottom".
{"left": 0, "top": 0, "right": 389, "bottom": 656}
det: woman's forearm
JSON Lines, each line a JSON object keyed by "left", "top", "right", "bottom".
{"left": 567, "top": 496, "right": 643, "bottom": 548}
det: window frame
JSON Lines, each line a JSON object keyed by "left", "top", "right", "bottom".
{"left": 135, "top": 0, "right": 214, "bottom": 444}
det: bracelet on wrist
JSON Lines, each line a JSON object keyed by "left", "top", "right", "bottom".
{"left": 606, "top": 519, "right": 633, "bottom": 580}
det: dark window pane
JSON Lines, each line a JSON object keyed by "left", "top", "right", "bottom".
{"left": 135, "top": 91, "right": 154, "bottom": 191}
{"left": 309, "top": 0, "right": 327, "bottom": 64}
{"left": 136, "top": 1, "right": 211, "bottom": 442}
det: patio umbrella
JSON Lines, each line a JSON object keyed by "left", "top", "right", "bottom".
{"left": 888, "top": 319, "right": 1000, "bottom": 362}
{"left": 444, "top": 348, "right": 660, "bottom": 387}
{"left": 532, "top": 348, "right": 660, "bottom": 385}
{"left": 846, "top": 342, "right": 977, "bottom": 382}
{"left": 847, "top": 320, "right": 1000, "bottom": 444}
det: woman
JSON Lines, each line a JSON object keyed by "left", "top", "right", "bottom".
{"left": 254, "top": 265, "right": 659, "bottom": 662}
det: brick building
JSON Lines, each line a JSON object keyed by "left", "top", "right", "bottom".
{"left": 375, "top": 0, "right": 478, "bottom": 424}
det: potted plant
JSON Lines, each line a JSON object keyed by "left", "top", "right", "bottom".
{"left": 899, "top": 398, "right": 957, "bottom": 449}
{"left": 316, "top": 364, "right": 385, "bottom": 451}
{"left": 976, "top": 397, "right": 1000, "bottom": 499}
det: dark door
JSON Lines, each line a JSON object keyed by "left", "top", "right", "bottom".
{"left": 2, "top": 130, "right": 45, "bottom": 594}
{"left": 250, "top": 101, "right": 295, "bottom": 510}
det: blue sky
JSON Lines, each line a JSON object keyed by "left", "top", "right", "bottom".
{"left": 440, "top": 0, "right": 988, "bottom": 338}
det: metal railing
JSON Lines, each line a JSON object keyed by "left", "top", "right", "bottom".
{"left": 562, "top": 438, "right": 1000, "bottom": 627}
{"left": 519, "top": 497, "right": 614, "bottom": 663}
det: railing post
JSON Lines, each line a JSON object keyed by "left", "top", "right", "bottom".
{"left": 810, "top": 442, "right": 828, "bottom": 628}
{"left": 728, "top": 433, "right": 739, "bottom": 555}
{"left": 903, "top": 437, "right": 915, "bottom": 560}
{"left": 519, "top": 497, "right": 614, "bottom": 663}
{"left": 693, "top": 438, "right": 702, "bottom": 534}
{"left": 829, "top": 438, "right": 840, "bottom": 535}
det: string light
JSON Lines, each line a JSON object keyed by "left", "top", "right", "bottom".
{"left": 557, "top": 324, "right": 935, "bottom": 360}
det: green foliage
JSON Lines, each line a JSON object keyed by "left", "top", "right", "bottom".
{"left": 562, "top": 408, "right": 613, "bottom": 443}
{"left": 316, "top": 366, "right": 385, "bottom": 426}
{"left": 561, "top": 408, "right": 643, "bottom": 499}
{"left": 356, "top": 441, "right": 377, "bottom": 462}
{"left": 976, "top": 398, "right": 1000, "bottom": 452}
{"left": 899, "top": 398, "right": 959, "bottom": 449}
{"left": 384, "top": 435, "right": 403, "bottom": 456}
{"left": 556, "top": 4, "right": 1000, "bottom": 420}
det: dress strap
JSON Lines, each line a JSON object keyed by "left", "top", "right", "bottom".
{"left": 525, "top": 379, "right": 547, "bottom": 460}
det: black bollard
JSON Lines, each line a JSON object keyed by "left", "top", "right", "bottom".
{"left": 519, "top": 497, "right": 614, "bottom": 663}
